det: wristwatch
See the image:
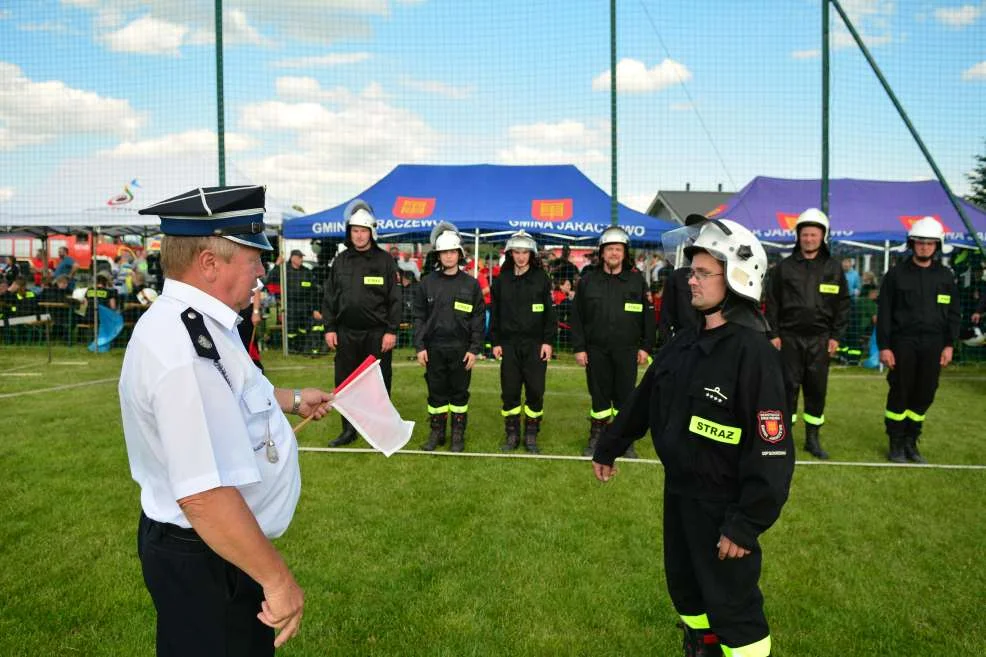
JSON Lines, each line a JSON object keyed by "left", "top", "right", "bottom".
{"left": 291, "top": 389, "right": 302, "bottom": 415}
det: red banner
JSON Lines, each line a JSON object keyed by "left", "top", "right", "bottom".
{"left": 392, "top": 196, "right": 436, "bottom": 219}
{"left": 531, "top": 198, "right": 573, "bottom": 222}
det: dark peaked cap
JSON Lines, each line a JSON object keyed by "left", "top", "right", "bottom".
{"left": 139, "top": 185, "right": 272, "bottom": 251}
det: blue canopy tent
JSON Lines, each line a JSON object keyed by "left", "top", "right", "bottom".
{"left": 282, "top": 164, "right": 676, "bottom": 245}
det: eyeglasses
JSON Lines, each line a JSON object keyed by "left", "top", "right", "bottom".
{"left": 687, "top": 268, "right": 724, "bottom": 281}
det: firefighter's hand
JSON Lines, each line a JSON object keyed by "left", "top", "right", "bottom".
{"left": 575, "top": 351, "right": 588, "bottom": 367}
{"left": 636, "top": 349, "right": 649, "bottom": 365}
{"left": 717, "top": 535, "right": 750, "bottom": 560}
{"left": 941, "top": 345, "right": 954, "bottom": 367}
{"left": 325, "top": 332, "right": 338, "bottom": 349}
{"left": 463, "top": 352, "right": 477, "bottom": 371}
{"left": 540, "top": 344, "right": 553, "bottom": 361}
{"left": 492, "top": 345, "right": 503, "bottom": 360}
{"left": 416, "top": 349, "right": 428, "bottom": 366}
{"left": 381, "top": 333, "right": 397, "bottom": 353}
{"left": 251, "top": 311, "right": 262, "bottom": 326}
{"left": 827, "top": 339, "right": 839, "bottom": 356}
{"left": 880, "top": 349, "right": 895, "bottom": 369}
{"left": 592, "top": 461, "right": 616, "bottom": 482}
{"left": 313, "top": 310, "right": 322, "bottom": 320}
{"left": 770, "top": 337, "right": 782, "bottom": 350}
{"left": 973, "top": 312, "right": 982, "bottom": 325}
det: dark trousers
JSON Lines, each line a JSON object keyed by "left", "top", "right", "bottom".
{"left": 137, "top": 512, "right": 273, "bottom": 657}
{"left": 425, "top": 344, "right": 471, "bottom": 412}
{"left": 779, "top": 333, "right": 830, "bottom": 425}
{"left": 885, "top": 338, "right": 943, "bottom": 440}
{"left": 499, "top": 341, "right": 547, "bottom": 414}
{"left": 663, "top": 491, "right": 769, "bottom": 651}
{"left": 585, "top": 346, "right": 637, "bottom": 417}
{"left": 335, "top": 326, "right": 393, "bottom": 430}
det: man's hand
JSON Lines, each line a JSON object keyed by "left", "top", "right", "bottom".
{"left": 941, "top": 345, "right": 954, "bottom": 367}
{"left": 381, "top": 332, "right": 397, "bottom": 353}
{"left": 770, "top": 337, "right": 782, "bottom": 350}
{"left": 312, "top": 310, "right": 322, "bottom": 321}
{"left": 880, "top": 348, "right": 895, "bottom": 369}
{"left": 463, "top": 352, "right": 477, "bottom": 371}
{"left": 324, "top": 332, "right": 338, "bottom": 349}
{"left": 973, "top": 312, "right": 981, "bottom": 325}
{"left": 717, "top": 535, "right": 751, "bottom": 561}
{"left": 251, "top": 312, "right": 262, "bottom": 326}
{"left": 416, "top": 349, "right": 428, "bottom": 366}
{"left": 575, "top": 351, "right": 588, "bottom": 367}
{"left": 592, "top": 461, "right": 616, "bottom": 482}
{"left": 827, "top": 339, "right": 839, "bottom": 357}
{"left": 298, "top": 389, "right": 333, "bottom": 419}
{"left": 636, "top": 349, "right": 649, "bottom": 365}
{"left": 492, "top": 345, "right": 503, "bottom": 360}
{"left": 540, "top": 344, "right": 553, "bottom": 361}
{"left": 258, "top": 572, "right": 305, "bottom": 648}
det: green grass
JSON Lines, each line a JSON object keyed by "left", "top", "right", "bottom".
{"left": 1, "top": 346, "right": 984, "bottom": 655}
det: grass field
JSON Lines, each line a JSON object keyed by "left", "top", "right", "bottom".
{"left": 1, "top": 345, "right": 985, "bottom": 656}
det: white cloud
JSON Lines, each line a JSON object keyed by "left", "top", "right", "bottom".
{"left": 18, "top": 22, "right": 73, "bottom": 33}
{"left": 275, "top": 77, "right": 355, "bottom": 103}
{"left": 101, "top": 15, "right": 187, "bottom": 56}
{"left": 962, "top": 61, "right": 986, "bottom": 80}
{"left": 669, "top": 102, "right": 695, "bottom": 111}
{"left": 99, "top": 129, "right": 257, "bottom": 158}
{"left": 832, "top": 0, "right": 896, "bottom": 48}
{"left": 402, "top": 77, "right": 474, "bottom": 99}
{"left": 792, "top": 49, "right": 821, "bottom": 59}
{"left": 0, "top": 62, "right": 143, "bottom": 150}
{"left": 496, "top": 119, "right": 609, "bottom": 169}
{"left": 592, "top": 58, "right": 692, "bottom": 94}
{"left": 272, "top": 52, "right": 372, "bottom": 68}
{"left": 934, "top": 4, "right": 983, "bottom": 27}
{"left": 0, "top": 187, "right": 13, "bottom": 203}
{"left": 0, "top": 10, "right": 11, "bottom": 20}
{"left": 187, "top": 9, "right": 270, "bottom": 47}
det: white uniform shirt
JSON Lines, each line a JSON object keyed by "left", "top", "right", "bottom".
{"left": 119, "top": 279, "right": 300, "bottom": 538}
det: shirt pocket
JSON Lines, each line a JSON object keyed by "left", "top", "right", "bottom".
{"left": 686, "top": 378, "right": 740, "bottom": 446}
{"left": 241, "top": 380, "right": 276, "bottom": 456}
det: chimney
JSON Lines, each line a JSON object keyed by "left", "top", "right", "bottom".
{"left": 685, "top": 182, "right": 691, "bottom": 191}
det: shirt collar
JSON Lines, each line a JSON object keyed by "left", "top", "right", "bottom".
{"left": 162, "top": 279, "right": 241, "bottom": 330}
{"left": 692, "top": 322, "right": 736, "bottom": 354}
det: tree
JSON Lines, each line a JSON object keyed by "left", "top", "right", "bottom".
{"left": 968, "top": 139, "right": 986, "bottom": 209}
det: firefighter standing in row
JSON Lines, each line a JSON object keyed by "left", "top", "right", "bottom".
{"left": 877, "top": 217, "right": 959, "bottom": 463}
{"left": 414, "top": 230, "right": 485, "bottom": 452}
{"left": 489, "top": 230, "right": 556, "bottom": 454}
{"left": 281, "top": 249, "right": 320, "bottom": 354}
{"left": 571, "top": 226, "right": 654, "bottom": 458}
{"left": 765, "top": 208, "right": 849, "bottom": 459}
{"left": 322, "top": 200, "right": 402, "bottom": 447}
{"left": 593, "top": 217, "right": 793, "bottom": 657}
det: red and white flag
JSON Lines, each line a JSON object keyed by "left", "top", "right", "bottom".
{"left": 333, "top": 356, "right": 414, "bottom": 457}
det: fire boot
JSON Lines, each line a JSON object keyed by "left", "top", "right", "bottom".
{"left": 328, "top": 420, "right": 358, "bottom": 447}
{"left": 422, "top": 413, "right": 447, "bottom": 451}
{"left": 450, "top": 412, "right": 468, "bottom": 452}
{"left": 582, "top": 418, "right": 608, "bottom": 457}
{"left": 904, "top": 434, "right": 926, "bottom": 464}
{"left": 887, "top": 435, "right": 907, "bottom": 463}
{"left": 681, "top": 624, "right": 723, "bottom": 657}
{"left": 523, "top": 417, "right": 542, "bottom": 454}
{"left": 804, "top": 424, "right": 829, "bottom": 460}
{"left": 501, "top": 415, "right": 521, "bottom": 451}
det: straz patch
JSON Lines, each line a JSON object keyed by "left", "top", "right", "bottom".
{"left": 688, "top": 416, "right": 741, "bottom": 445}
{"left": 757, "top": 410, "right": 786, "bottom": 444}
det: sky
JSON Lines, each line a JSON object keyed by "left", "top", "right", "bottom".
{"left": 1, "top": 0, "right": 984, "bottom": 222}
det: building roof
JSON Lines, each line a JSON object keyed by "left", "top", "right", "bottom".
{"left": 646, "top": 190, "right": 734, "bottom": 223}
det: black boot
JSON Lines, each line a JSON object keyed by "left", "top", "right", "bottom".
{"left": 804, "top": 424, "right": 829, "bottom": 460}
{"left": 681, "top": 623, "right": 723, "bottom": 657}
{"left": 887, "top": 435, "right": 907, "bottom": 463}
{"left": 582, "top": 419, "right": 608, "bottom": 457}
{"left": 328, "top": 421, "right": 358, "bottom": 447}
{"left": 501, "top": 415, "right": 521, "bottom": 451}
{"left": 523, "top": 416, "right": 541, "bottom": 454}
{"left": 422, "top": 413, "right": 447, "bottom": 451}
{"left": 450, "top": 412, "right": 468, "bottom": 452}
{"left": 904, "top": 434, "right": 926, "bottom": 464}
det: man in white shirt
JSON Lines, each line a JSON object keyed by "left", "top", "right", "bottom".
{"left": 122, "top": 185, "right": 333, "bottom": 656}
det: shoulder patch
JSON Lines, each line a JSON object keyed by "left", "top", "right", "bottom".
{"left": 757, "top": 409, "right": 786, "bottom": 443}
{"left": 180, "top": 308, "right": 220, "bottom": 361}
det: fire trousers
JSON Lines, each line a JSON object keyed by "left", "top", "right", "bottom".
{"left": 779, "top": 332, "right": 830, "bottom": 426}
{"left": 499, "top": 341, "right": 547, "bottom": 417}
{"left": 885, "top": 337, "right": 943, "bottom": 440}
{"left": 425, "top": 344, "right": 471, "bottom": 414}
{"left": 585, "top": 346, "right": 638, "bottom": 420}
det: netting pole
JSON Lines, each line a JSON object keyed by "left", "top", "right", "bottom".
{"left": 830, "top": 0, "right": 986, "bottom": 258}
{"left": 821, "top": 0, "right": 830, "bottom": 215}
{"left": 609, "top": 0, "right": 617, "bottom": 225}
{"left": 215, "top": 0, "right": 226, "bottom": 186}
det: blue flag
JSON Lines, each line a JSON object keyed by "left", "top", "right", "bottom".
{"left": 88, "top": 305, "right": 124, "bottom": 353}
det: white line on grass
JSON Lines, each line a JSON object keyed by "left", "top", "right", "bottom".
{"left": 298, "top": 447, "right": 986, "bottom": 470}
{"left": 0, "top": 377, "right": 117, "bottom": 399}
{"left": 5, "top": 372, "right": 42, "bottom": 377}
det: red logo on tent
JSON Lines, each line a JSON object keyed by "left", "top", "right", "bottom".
{"left": 532, "top": 199, "right": 573, "bottom": 222}
{"left": 899, "top": 215, "right": 949, "bottom": 233}
{"left": 393, "top": 197, "right": 435, "bottom": 219}
{"left": 707, "top": 204, "right": 727, "bottom": 217}
{"left": 775, "top": 212, "right": 799, "bottom": 230}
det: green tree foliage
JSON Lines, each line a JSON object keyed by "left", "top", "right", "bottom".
{"left": 968, "top": 139, "right": 986, "bottom": 209}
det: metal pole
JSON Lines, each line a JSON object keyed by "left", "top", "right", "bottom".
{"left": 821, "top": 0, "right": 830, "bottom": 214}
{"left": 609, "top": 0, "right": 618, "bottom": 225}
{"left": 280, "top": 238, "right": 288, "bottom": 356}
{"left": 215, "top": 0, "right": 226, "bottom": 186}
{"left": 830, "top": 0, "right": 986, "bottom": 257}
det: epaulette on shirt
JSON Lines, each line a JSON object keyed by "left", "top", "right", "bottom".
{"left": 180, "top": 307, "right": 220, "bottom": 361}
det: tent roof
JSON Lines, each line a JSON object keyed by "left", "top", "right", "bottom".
{"left": 646, "top": 190, "right": 733, "bottom": 223}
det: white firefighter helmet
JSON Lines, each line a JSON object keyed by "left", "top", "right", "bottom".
{"left": 344, "top": 199, "right": 377, "bottom": 241}
{"left": 907, "top": 216, "right": 951, "bottom": 255}
{"left": 434, "top": 229, "right": 465, "bottom": 258}
{"left": 599, "top": 225, "right": 631, "bottom": 249}
{"left": 795, "top": 208, "right": 829, "bottom": 237}
{"left": 505, "top": 230, "right": 537, "bottom": 253}
{"left": 684, "top": 218, "right": 768, "bottom": 303}
{"left": 429, "top": 220, "right": 459, "bottom": 246}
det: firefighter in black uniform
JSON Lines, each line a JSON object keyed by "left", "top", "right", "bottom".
{"left": 764, "top": 208, "right": 849, "bottom": 459}
{"left": 659, "top": 215, "right": 708, "bottom": 344}
{"left": 877, "top": 217, "right": 960, "bottom": 463}
{"left": 571, "top": 226, "right": 654, "bottom": 458}
{"left": 489, "top": 230, "right": 556, "bottom": 454}
{"left": 322, "top": 199, "right": 401, "bottom": 447}
{"left": 593, "top": 217, "right": 793, "bottom": 657}
{"left": 414, "top": 230, "right": 485, "bottom": 452}
{"left": 282, "top": 249, "right": 320, "bottom": 354}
